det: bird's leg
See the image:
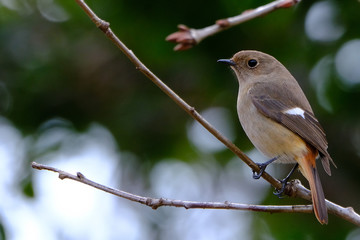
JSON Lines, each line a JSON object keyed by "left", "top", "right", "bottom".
{"left": 252, "top": 156, "right": 278, "bottom": 179}
{"left": 274, "top": 163, "right": 299, "bottom": 197}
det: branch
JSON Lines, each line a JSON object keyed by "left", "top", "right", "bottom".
{"left": 31, "top": 162, "right": 360, "bottom": 226}
{"left": 31, "top": 0, "right": 360, "bottom": 226}
{"left": 166, "top": 0, "right": 301, "bottom": 51}
{"left": 73, "top": 0, "right": 281, "bottom": 190}
{"left": 31, "top": 162, "right": 312, "bottom": 213}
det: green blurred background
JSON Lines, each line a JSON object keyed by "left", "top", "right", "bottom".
{"left": 1, "top": 0, "right": 360, "bottom": 239}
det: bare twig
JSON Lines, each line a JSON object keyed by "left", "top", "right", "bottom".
{"left": 166, "top": 0, "right": 301, "bottom": 51}
{"left": 31, "top": 162, "right": 360, "bottom": 226}
{"left": 31, "top": 162, "right": 312, "bottom": 213}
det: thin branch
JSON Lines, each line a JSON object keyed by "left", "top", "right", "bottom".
{"left": 166, "top": 0, "right": 301, "bottom": 51}
{"left": 73, "top": 0, "right": 281, "bottom": 190}
{"left": 31, "top": 162, "right": 360, "bottom": 226}
{"left": 31, "top": 162, "right": 312, "bottom": 213}
{"left": 31, "top": 0, "right": 360, "bottom": 226}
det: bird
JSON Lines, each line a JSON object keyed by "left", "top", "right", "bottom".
{"left": 218, "top": 50, "right": 336, "bottom": 224}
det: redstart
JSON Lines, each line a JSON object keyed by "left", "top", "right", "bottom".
{"left": 218, "top": 50, "right": 336, "bottom": 224}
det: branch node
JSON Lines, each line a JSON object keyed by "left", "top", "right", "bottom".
{"left": 136, "top": 65, "right": 146, "bottom": 72}
{"left": 151, "top": 204, "right": 159, "bottom": 210}
{"left": 145, "top": 197, "right": 152, "bottom": 205}
{"left": 97, "top": 20, "right": 110, "bottom": 33}
{"left": 58, "top": 173, "right": 67, "bottom": 180}
{"left": 347, "top": 206, "right": 355, "bottom": 213}
{"left": 216, "top": 19, "right": 230, "bottom": 28}
{"left": 146, "top": 197, "right": 162, "bottom": 209}
{"left": 77, "top": 172, "right": 85, "bottom": 179}
{"left": 31, "top": 162, "right": 41, "bottom": 170}
{"left": 242, "top": 9, "right": 254, "bottom": 15}
{"left": 156, "top": 198, "right": 165, "bottom": 209}
{"left": 276, "top": 0, "right": 301, "bottom": 8}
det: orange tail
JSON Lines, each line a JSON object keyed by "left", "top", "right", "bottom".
{"left": 297, "top": 147, "right": 328, "bottom": 224}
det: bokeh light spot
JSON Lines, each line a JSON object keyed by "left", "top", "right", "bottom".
{"left": 335, "top": 39, "right": 360, "bottom": 86}
{"left": 305, "top": 1, "right": 344, "bottom": 42}
{"left": 187, "top": 107, "right": 235, "bottom": 153}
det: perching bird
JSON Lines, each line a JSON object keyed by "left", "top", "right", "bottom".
{"left": 218, "top": 50, "right": 336, "bottom": 224}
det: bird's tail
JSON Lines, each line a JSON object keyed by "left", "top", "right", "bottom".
{"left": 297, "top": 146, "right": 328, "bottom": 224}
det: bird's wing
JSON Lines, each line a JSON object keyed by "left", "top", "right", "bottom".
{"left": 249, "top": 82, "right": 335, "bottom": 175}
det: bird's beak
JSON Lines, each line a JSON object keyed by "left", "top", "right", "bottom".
{"left": 217, "top": 59, "right": 236, "bottom": 66}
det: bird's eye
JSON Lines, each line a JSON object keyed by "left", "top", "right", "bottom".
{"left": 247, "top": 59, "right": 258, "bottom": 68}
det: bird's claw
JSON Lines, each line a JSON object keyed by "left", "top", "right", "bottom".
{"left": 252, "top": 163, "right": 267, "bottom": 179}
{"left": 252, "top": 157, "right": 278, "bottom": 180}
{"left": 273, "top": 179, "right": 288, "bottom": 198}
{"left": 273, "top": 163, "right": 299, "bottom": 198}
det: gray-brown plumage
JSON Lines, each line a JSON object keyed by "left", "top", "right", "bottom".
{"left": 219, "top": 50, "right": 336, "bottom": 224}
{"left": 249, "top": 82, "right": 336, "bottom": 176}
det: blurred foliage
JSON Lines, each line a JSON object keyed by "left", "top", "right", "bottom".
{"left": 1, "top": 0, "right": 360, "bottom": 239}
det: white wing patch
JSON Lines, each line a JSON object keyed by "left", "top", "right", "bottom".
{"left": 284, "top": 107, "right": 305, "bottom": 119}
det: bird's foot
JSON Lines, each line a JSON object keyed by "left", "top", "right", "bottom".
{"left": 273, "top": 163, "right": 299, "bottom": 198}
{"left": 252, "top": 163, "right": 268, "bottom": 179}
{"left": 273, "top": 179, "right": 288, "bottom": 198}
{"left": 252, "top": 157, "right": 278, "bottom": 179}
